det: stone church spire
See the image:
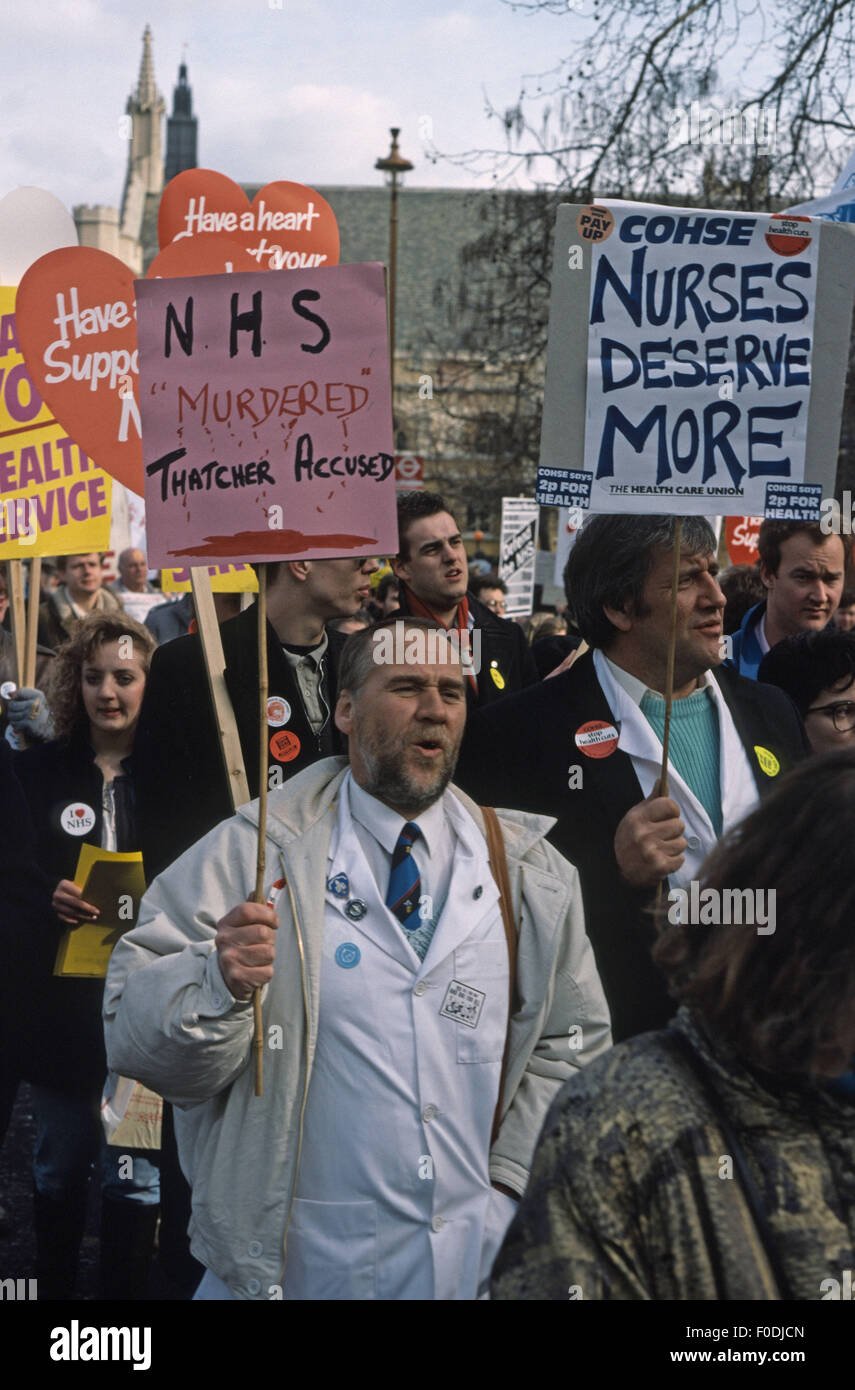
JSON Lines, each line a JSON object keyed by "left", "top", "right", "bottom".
{"left": 121, "top": 24, "right": 166, "bottom": 222}
{"left": 136, "top": 24, "right": 157, "bottom": 106}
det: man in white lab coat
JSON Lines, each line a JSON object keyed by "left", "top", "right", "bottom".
{"left": 104, "top": 617, "right": 611, "bottom": 1300}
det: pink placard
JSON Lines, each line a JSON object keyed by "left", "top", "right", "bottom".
{"left": 136, "top": 263, "right": 397, "bottom": 565}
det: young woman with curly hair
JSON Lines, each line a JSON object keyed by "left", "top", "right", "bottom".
{"left": 13, "top": 611, "right": 159, "bottom": 1300}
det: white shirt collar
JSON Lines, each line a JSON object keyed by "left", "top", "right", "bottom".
{"left": 347, "top": 773, "right": 445, "bottom": 860}
{"left": 601, "top": 651, "right": 713, "bottom": 707}
{"left": 756, "top": 611, "right": 771, "bottom": 655}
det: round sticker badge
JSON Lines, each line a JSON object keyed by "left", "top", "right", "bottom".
{"left": 0, "top": 681, "right": 16, "bottom": 700}
{"left": 266, "top": 697, "right": 291, "bottom": 728}
{"left": 335, "top": 942, "right": 361, "bottom": 969}
{"left": 60, "top": 802, "right": 96, "bottom": 836}
{"left": 574, "top": 720, "right": 620, "bottom": 759}
{"left": 270, "top": 730, "right": 301, "bottom": 763}
{"left": 754, "top": 745, "right": 780, "bottom": 777}
{"left": 489, "top": 662, "right": 505, "bottom": 691}
{"left": 764, "top": 214, "right": 812, "bottom": 258}
{"left": 576, "top": 204, "right": 614, "bottom": 243}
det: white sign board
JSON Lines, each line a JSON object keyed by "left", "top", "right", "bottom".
{"left": 539, "top": 201, "right": 855, "bottom": 520}
{"left": 499, "top": 497, "right": 538, "bottom": 618}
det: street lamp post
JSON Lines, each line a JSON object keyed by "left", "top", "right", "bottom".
{"left": 375, "top": 127, "right": 413, "bottom": 393}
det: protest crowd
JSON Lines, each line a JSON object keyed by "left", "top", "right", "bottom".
{"left": 0, "top": 491, "right": 853, "bottom": 1305}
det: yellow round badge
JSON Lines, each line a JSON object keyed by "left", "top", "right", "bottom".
{"left": 754, "top": 745, "right": 780, "bottom": 777}
{"left": 490, "top": 664, "right": 505, "bottom": 690}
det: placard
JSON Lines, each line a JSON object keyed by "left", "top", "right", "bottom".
{"left": 157, "top": 170, "right": 340, "bottom": 271}
{"left": 0, "top": 187, "right": 78, "bottom": 286}
{"left": 136, "top": 263, "right": 397, "bottom": 566}
{"left": 161, "top": 563, "right": 258, "bottom": 593}
{"left": 540, "top": 201, "right": 855, "bottom": 517}
{"left": 16, "top": 247, "right": 142, "bottom": 495}
{"left": 724, "top": 515, "right": 763, "bottom": 565}
{"left": 0, "top": 287, "right": 110, "bottom": 556}
{"left": 499, "top": 498, "right": 538, "bottom": 618}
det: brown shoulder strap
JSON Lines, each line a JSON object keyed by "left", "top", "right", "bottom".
{"left": 481, "top": 806, "right": 518, "bottom": 1145}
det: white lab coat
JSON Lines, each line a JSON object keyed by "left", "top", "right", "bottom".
{"left": 106, "top": 757, "right": 613, "bottom": 1300}
{"left": 594, "top": 650, "right": 759, "bottom": 888}
{"left": 278, "top": 778, "right": 515, "bottom": 1300}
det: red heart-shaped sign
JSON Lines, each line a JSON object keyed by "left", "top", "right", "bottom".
{"left": 158, "top": 170, "right": 340, "bottom": 270}
{"left": 75, "top": 807, "right": 86, "bottom": 817}
{"left": 146, "top": 231, "right": 261, "bottom": 280}
{"left": 16, "top": 247, "right": 144, "bottom": 494}
{"left": 16, "top": 173, "right": 340, "bottom": 500}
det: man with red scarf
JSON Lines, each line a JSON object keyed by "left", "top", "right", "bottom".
{"left": 390, "top": 493, "right": 537, "bottom": 711}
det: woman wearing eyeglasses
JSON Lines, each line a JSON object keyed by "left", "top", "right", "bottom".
{"left": 757, "top": 628, "right": 855, "bottom": 754}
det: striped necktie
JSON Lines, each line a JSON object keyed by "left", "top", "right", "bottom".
{"left": 386, "top": 822, "right": 422, "bottom": 928}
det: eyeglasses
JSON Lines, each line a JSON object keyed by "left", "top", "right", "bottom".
{"left": 484, "top": 597, "right": 506, "bottom": 614}
{"left": 805, "top": 700, "right": 855, "bottom": 732}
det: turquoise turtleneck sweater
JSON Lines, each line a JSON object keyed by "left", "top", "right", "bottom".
{"left": 640, "top": 686, "right": 722, "bottom": 835}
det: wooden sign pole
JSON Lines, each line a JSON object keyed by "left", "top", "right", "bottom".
{"left": 24, "top": 556, "right": 42, "bottom": 688}
{"left": 654, "top": 519, "right": 683, "bottom": 915}
{"left": 249, "top": 563, "right": 268, "bottom": 1097}
{"left": 189, "top": 567, "right": 250, "bottom": 810}
{"left": 659, "top": 517, "right": 683, "bottom": 799}
{"left": 190, "top": 563, "right": 270, "bottom": 1097}
{"left": 8, "top": 560, "right": 26, "bottom": 686}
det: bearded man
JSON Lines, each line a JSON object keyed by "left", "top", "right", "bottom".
{"left": 104, "top": 617, "right": 610, "bottom": 1301}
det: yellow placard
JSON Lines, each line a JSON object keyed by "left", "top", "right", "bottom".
{"left": 161, "top": 563, "right": 259, "bottom": 593}
{"left": 0, "top": 287, "right": 112, "bottom": 559}
{"left": 53, "top": 843, "right": 146, "bottom": 978}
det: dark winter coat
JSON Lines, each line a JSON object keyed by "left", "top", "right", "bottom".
{"left": 389, "top": 589, "right": 538, "bottom": 711}
{"left": 0, "top": 740, "right": 53, "bottom": 1110}
{"left": 456, "top": 650, "right": 810, "bottom": 1041}
{"left": 12, "top": 731, "right": 136, "bottom": 1095}
{"left": 133, "top": 605, "right": 347, "bottom": 879}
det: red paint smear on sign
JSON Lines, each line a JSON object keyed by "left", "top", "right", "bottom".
{"left": 169, "top": 529, "right": 378, "bottom": 558}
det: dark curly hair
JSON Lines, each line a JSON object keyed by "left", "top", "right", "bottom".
{"left": 47, "top": 611, "right": 156, "bottom": 740}
{"left": 654, "top": 749, "right": 855, "bottom": 1078}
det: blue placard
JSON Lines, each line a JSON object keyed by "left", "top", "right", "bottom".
{"left": 764, "top": 482, "right": 822, "bottom": 522}
{"left": 535, "top": 467, "right": 592, "bottom": 509}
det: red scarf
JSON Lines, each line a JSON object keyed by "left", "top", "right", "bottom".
{"left": 399, "top": 583, "right": 477, "bottom": 694}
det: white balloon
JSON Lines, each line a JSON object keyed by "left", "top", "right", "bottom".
{"left": 0, "top": 186, "right": 77, "bottom": 285}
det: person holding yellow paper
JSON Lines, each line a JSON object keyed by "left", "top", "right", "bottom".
{"left": 13, "top": 611, "right": 160, "bottom": 1300}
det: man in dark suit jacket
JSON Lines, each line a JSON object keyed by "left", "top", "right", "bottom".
{"left": 389, "top": 491, "right": 537, "bottom": 711}
{"left": 134, "top": 555, "right": 378, "bottom": 881}
{"left": 456, "top": 515, "right": 810, "bottom": 1042}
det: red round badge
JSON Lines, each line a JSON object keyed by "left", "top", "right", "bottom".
{"left": 574, "top": 720, "right": 620, "bottom": 759}
{"left": 764, "top": 214, "right": 812, "bottom": 257}
{"left": 270, "top": 730, "right": 301, "bottom": 763}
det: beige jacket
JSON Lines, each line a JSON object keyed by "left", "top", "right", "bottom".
{"left": 104, "top": 757, "right": 612, "bottom": 1298}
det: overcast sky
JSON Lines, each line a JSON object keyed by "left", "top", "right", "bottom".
{"left": 2, "top": 0, "right": 588, "bottom": 213}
